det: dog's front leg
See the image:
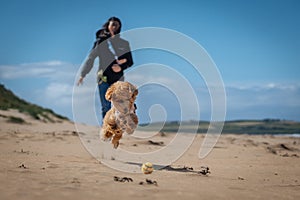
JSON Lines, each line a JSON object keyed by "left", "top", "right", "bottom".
{"left": 101, "top": 110, "right": 116, "bottom": 141}
{"left": 125, "top": 113, "right": 138, "bottom": 134}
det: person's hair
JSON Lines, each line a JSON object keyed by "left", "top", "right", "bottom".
{"left": 93, "top": 17, "right": 122, "bottom": 48}
{"left": 96, "top": 17, "right": 122, "bottom": 38}
{"left": 103, "top": 16, "right": 122, "bottom": 34}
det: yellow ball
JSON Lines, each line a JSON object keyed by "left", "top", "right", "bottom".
{"left": 141, "top": 162, "right": 154, "bottom": 174}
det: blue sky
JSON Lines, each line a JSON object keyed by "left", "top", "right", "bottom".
{"left": 0, "top": 0, "right": 299, "bottom": 124}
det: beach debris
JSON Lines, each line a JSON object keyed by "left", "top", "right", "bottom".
{"left": 198, "top": 166, "right": 211, "bottom": 175}
{"left": 139, "top": 179, "right": 158, "bottom": 186}
{"left": 146, "top": 179, "right": 158, "bottom": 185}
{"left": 281, "top": 153, "right": 299, "bottom": 158}
{"left": 267, "top": 146, "right": 277, "bottom": 154}
{"left": 262, "top": 142, "right": 270, "bottom": 145}
{"left": 291, "top": 154, "right": 299, "bottom": 157}
{"left": 161, "top": 165, "right": 211, "bottom": 175}
{"left": 245, "top": 139, "right": 259, "bottom": 147}
{"left": 161, "top": 165, "right": 194, "bottom": 172}
{"left": 71, "top": 131, "right": 78, "bottom": 136}
{"left": 71, "top": 178, "right": 80, "bottom": 184}
{"left": 148, "top": 140, "right": 164, "bottom": 146}
{"left": 162, "top": 165, "right": 196, "bottom": 172}
{"left": 18, "top": 164, "right": 27, "bottom": 169}
{"left": 15, "top": 149, "right": 30, "bottom": 154}
{"left": 113, "top": 176, "right": 133, "bottom": 182}
{"left": 186, "top": 166, "right": 194, "bottom": 171}
{"left": 159, "top": 131, "right": 166, "bottom": 137}
{"left": 266, "top": 143, "right": 299, "bottom": 156}
{"left": 279, "top": 144, "right": 291, "bottom": 151}
{"left": 238, "top": 176, "right": 245, "bottom": 180}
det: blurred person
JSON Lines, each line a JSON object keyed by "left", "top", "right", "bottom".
{"left": 77, "top": 17, "right": 133, "bottom": 119}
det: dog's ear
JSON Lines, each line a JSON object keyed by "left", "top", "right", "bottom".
{"left": 105, "top": 84, "right": 115, "bottom": 101}
{"left": 129, "top": 84, "right": 138, "bottom": 98}
{"left": 133, "top": 88, "right": 138, "bottom": 98}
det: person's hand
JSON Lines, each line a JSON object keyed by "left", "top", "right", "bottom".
{"left": 77, "top": 76, "right": 84, "bottom": 86}
{"left": 112, "top": 64, "right": 121, "bottom": 73}
{"left": 117, "top": 58, "right": 127, "bottom": 65}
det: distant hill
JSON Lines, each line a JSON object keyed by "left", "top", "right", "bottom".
{"left": 140, "top": 119, "right": 300, "bottom": 135}
{"left": 0, "top": 84, "right": 68, "bottom": 122}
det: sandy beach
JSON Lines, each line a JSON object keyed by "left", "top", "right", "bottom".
{"left": 0, "top": 109, "right": 300, "bottom": 200}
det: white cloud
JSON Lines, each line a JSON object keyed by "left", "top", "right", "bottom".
{"left": 226, "top": 82, "right": 300, "bottom": 91}
{"left": 225, "top": 83, "right": 300, "bottom": 120}
{"left": 0, "top": 65, "right": 55, "bottom": 79}
{"left": 42, "top": 83, "right": 73, "bottom": 106}
{"left": 0, "top": 61, "right": 77, "bottom": 81}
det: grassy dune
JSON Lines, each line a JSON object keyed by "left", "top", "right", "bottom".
{"left": 0, "top": 84, "right": 68, "bottom": 122}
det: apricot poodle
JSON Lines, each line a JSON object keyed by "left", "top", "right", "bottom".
{"left": 101, "top": 81, "right": 138, "bottom": 148}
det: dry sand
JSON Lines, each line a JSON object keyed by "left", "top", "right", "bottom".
{"left": 0, "top": 110, "right": 300, "bottom": 200}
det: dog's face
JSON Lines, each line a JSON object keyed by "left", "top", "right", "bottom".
{"left": 106, "top": 81, "right": 138, "bottom": 114}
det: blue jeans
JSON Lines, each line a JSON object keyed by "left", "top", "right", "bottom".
{"left": 98, "top": 82, "right": 111, "bottom": 119}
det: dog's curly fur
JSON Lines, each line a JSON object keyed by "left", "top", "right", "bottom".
{"left": 101, "top": 81, "right": 138, "bottom": 148}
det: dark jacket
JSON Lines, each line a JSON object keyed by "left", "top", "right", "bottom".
{"left": 81, "top": 30, "right": 133, "bottom": 84}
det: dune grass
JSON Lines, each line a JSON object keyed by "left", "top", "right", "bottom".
{"left": 0, "top": 84, "right": 68, "bottom": 121}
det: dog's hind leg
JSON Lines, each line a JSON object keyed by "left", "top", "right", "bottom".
{"left": 111, "top": 132, "right": 122, "bottom": 149}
